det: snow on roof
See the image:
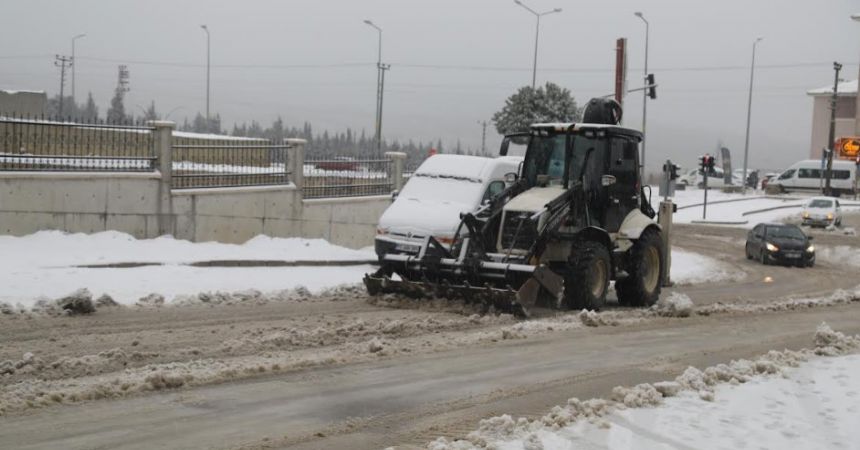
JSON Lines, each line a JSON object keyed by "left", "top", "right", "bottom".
{"left": 173, "top": 131, "right": 266, "bottom": 141}
{"left": 530, "top": 122, "right": 642, "bottom": 134}
{"left": 0, "top": 89, "right": 46, "bottom": 95}
{"left": 415, "top": 154, "right": 493, "bottom": 181}
{"left": 807, "top": 79, "right": 857, "bottom": 96}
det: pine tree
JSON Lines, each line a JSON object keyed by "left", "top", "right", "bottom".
{"left": 143, "top": 101, "right": 158, "bottom": 121}
{"left": 82, "top": 92, "right": 98, "bottom": 121}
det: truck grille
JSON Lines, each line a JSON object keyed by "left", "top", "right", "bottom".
{"left": 500, "top": 212, "right": 538, "bottom": 251}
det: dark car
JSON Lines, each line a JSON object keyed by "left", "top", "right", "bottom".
{"left": 745, "top": 223, "right": 815, "bottom": 267}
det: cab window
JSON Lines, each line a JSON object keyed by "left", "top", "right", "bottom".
{"left": 778, "top": 169, "right": 796, "bottom": 180}
{"left": 482, "top": 180, "right": 505, "bottom": 203}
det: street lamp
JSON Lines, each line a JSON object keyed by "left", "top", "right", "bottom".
{"left": 514, "top": 0, "right": 562, "bottom": 89}
{"left": 71, "top": 33, "right": 86, "bottom": 106}
{"left": 364, "top": 19, "right": 388, "bottom": 155}
{"left": 200, "top": 25, "right": 210, "bottom": 127}
{"left": 634, "top": 12, "right": 649, "bottom": 173}
{"left": 742, "top": 37, "right": 763, "bottom": 193}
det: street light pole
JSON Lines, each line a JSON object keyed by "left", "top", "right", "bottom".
{"left": 742, "top": 37, "right": 763, "bottom": 193}
{"left": 514, "top": 1, "right": 562, "bottom": 89}
{"left": 71, "top": 33, "right": 86, "bottom": 107}
{"left": 364, "top": 20, "right": 388, "bottom": 156}
{"left": 200, "top": 25, "right": 211, "bottom": 128}
{"left": 634, "top": 12, "right": 649, "bottom": 173}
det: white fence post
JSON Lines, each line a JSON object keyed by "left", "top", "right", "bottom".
{"left": 385, "top": 151, "right": 407, "bottom": 192}
{"left": 286, "top": 138, "right": 307, "bottom": 190}
{"left": 149, "top": 120, "right": 175, "bottom": 235}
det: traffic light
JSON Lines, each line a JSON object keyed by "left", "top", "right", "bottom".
{"left": 706, "top": 155, "right": 716, "bottom": 170}
{"left": 700, "top": 155, "right": 708, "bottom": 173}
{"left": 663, "top": 162, "right": 679, "bottom": 180}
{"left": 647, "top": 74, "right": 656, "bottom": 100}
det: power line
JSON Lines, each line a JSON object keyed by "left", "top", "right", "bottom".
{"left": 3, "top": 53, "right": 854, "bottom": 73}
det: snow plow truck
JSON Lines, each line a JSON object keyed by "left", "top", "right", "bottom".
{"left": 364, "top": 98, "right": 666, "bottom": 317}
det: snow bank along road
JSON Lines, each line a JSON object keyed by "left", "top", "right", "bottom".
{"left": 1, "top": 221, "right": 859, "bottom": 449}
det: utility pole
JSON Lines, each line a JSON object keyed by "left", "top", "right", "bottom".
{"left": 742, "top": 37, "right": 763, "bottom": 194}
{"left": 634, "top": 12, "right": 649, "bottom": 172}
{"left": 478, "top": 120, "right": 488, "bottom": 155}
{"left": 54, "top": 55, "right": 73, "bottom": 117}
{"left": 71, "top": 34, "right": 86, "bottom": 106}
{"left": 825, "top": 61, "right": 842, "bottom": 196}
{"left": 364, "top": 20, "right": 389, "bottom": 157}
{"left": 200, "top": 25, "right": 211, "bottom": 128}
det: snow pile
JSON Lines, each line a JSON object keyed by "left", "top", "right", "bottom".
{"left": 652, "top": 292, "right": 694, "bottom": 317}
{"left": 0, "top": 231, "right": 375, "bottom": 308}
{"left": 670, "top": 248, "right": 745, "bottom": 285}
{"left": 697, "top": 286, "right": 860, "bottom": 316}
{"left": 427, "top": 323, "right": 860, "bottom": 449}
{"left": 817, "top": 245, "right": 860, "bottom": 268}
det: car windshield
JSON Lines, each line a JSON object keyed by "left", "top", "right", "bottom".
{"left": 522, "top": 133, "right": 603, "bottom": 187}
{"left": 807, "top": 199, "right": 833, "bottom": 208}
{"left": 400, "top": 175, "right": 484, "bottom": 205}
{"left": 765, "top": 225, "right": 805, "bottom": 240}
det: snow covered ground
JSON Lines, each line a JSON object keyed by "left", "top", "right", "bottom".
{"left": 654, "top": 188, "right": 860, "bottom": 228}
{"left": 0, "top": 231, "right": 737, "bottom": 308}
{"left": 431, "top": 325, "right": 860, "bottom": 450}
{"left": 0, "top": 231, "right": 375, "bottom": 307}
{"left": 670, "top": 248, "right": 745, "bottom": 285}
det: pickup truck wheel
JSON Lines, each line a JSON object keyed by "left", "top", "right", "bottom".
{"left": 563, "top": 240, "right": 610, "bottom": 311}
{"left": 616, "top": 229, "right": 663, "bottom": 307}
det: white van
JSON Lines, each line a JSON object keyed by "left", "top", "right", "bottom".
{"left": 375, "top": 154, "right": 523, "bottom": 258}
{"left": 769, "top": 159, "right": 856, "bottom": 196}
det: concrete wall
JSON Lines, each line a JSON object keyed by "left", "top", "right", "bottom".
{"left": 0, "top": 172, "right": 390, "bottom": 248}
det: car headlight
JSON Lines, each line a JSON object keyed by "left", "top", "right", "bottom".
{"left": 826, "top": 213, "right": 834, "bottom": 220}
{"left": 802, "top": 211, "right": 810, "bottom": 218}
{"left": 806, "top": 245, "right": 815, "bottom": 253}
{"left": 766, "top": 243, "right": 779, "bottom": 252}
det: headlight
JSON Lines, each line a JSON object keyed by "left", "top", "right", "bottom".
{"left": 806, "top": 245, "right": 815, "bottom": 253}
{"left": 766, "top": 243, "right": 779, "bottom": 252}
{"left": 826, "top": 213, "right": 834, "bottom": 220}
{"left": 802, "top": 211, "right": 810, "bottom": 218}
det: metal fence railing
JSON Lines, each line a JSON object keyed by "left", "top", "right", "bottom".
{"left": 172, "top": 138, "right": 291, "bottom": 189}
{"left": 303, "top": 158, "right": 392, "bottom": 199}
{"left": 0, "top": 116, "right": 156, "bottom": 171}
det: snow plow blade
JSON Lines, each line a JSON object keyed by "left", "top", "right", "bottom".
{"left": 363, "top": 252, "right": 563, "bottom": 318}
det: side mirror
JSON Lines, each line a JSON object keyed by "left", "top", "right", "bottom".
{"left": 504, "top": 172, "right": 518, "bottom": 184}
{"left": 807, "top": 236, "right": 814, "bottom": 241}
{"left": 391, "top": 190, "right": 399, "bottom": 200}
{"left": 601, "top": 175, "right": 617, "bottom": 186}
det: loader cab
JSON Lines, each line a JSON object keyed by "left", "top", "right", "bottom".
{"left": 520, "top": 123, "right": 643, "bottom": 232}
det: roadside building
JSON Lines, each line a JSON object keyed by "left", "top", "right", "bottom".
{"left": 0, "top": 89, "right": 48, "bottom": 116}
{"left": 807, "top": 80, "right": 858, "bottom": 159}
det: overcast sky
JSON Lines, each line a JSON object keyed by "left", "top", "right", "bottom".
{"left": 2, "top": 0, "right": 859, "bottom": 170}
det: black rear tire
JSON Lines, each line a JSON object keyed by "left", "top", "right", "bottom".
{"left": 617, "top": 229, "right": 664, "bottom": 307}
{"left": 562, "top": 240, "right": 611, "bottom": 311}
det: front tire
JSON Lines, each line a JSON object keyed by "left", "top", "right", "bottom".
{"left": 562, "top": 240, "right": 611, "bottom": 311}
{"left": 616, "top": 229, "right": 664, "bottom": 307}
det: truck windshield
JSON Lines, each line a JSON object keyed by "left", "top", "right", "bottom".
{"left": 522, "top": 134, "right": 602, "bottom": 187}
